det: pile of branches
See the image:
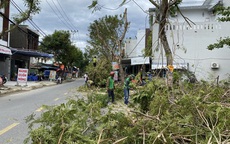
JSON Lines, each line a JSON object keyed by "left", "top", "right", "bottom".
{"left": 24, "top": 78, "right": 230, "bottom": 144}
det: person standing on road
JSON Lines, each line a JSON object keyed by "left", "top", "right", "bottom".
{"left": 84, "top": 73, "right": 88, "bottom": 86}
{"left": 124, "top": 74, "right": 134, "bottom": 105}
{"left": 106, "top": 71, "right": 115, "bottom": 104}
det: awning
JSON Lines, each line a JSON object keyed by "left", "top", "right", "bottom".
{"left": 10, "top": 48, "right": 53, "bottom": 58}
{"left": 0, "top": 46, "right": 12, "bottom": 55}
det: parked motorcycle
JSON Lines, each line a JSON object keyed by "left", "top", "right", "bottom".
{"left": 0, "top": 74, "right": 7, "bottom": 84}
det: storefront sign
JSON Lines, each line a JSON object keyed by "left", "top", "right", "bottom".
{"left": 0, "top": 46, "right": 12, "bottom": 55}
{"left": 49, "top": 70, "right": 56, "bottom": 80}
{"left": 112, "top": 62, "right": 119, "bottom": 70}
{"left": 17, "top": 68, "right": 28, "bottom": 83}
{"left": 131, "top": 57, "right": 150, "bottom": 65}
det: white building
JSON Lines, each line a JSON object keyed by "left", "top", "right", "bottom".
{"left": 123, "top": 29, "right": 151, "bottom": 74}
{"left": 150, "top": 0, "right": 230, "bottom": 81}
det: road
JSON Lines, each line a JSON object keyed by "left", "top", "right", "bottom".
{"left": 0, "top": 79, "right": 85, "bottom": 144}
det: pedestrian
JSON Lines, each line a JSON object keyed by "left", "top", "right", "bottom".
{"left": 106, "top": 71, "right": 115, "bottom": 104}
{"left": 76, "top": 67, "right": 79, "bottom": 78}
{"left": 84, "top": 73, "right": 88, "bottom": 86}
{"left": 124, "top": 74, "right": 134, "bottom": 105}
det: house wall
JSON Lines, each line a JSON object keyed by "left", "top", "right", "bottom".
{"left": 124, "top": 30, "right": 146, "bottom": 58}
{"left": 10, "top": 27, "right": 28, "bottom": 49}
{"left": 124, "top": 38, "right": 137, "bottom": 57}
{"left": 151, "top": 2, "right": 230, "bottom": 81}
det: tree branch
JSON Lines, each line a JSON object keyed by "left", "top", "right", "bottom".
{"left": 149, "top": 0, "right": 159, "bottom": 9}
{"left": 130, "top": 110, "right": 160, "bottom": 121}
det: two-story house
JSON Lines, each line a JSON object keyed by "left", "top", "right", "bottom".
{"left": 1, "top": 0, "right": 52, "bottom": 81}
{"left": 150, "top": 0, "right": 230, "bottom": 82}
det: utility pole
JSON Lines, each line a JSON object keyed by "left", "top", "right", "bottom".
{"left": 71, "top": 30, "right": 77, "bottom": 44}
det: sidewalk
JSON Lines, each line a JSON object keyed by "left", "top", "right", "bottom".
{"left": 0, "top": 80, "right": 57, "bottom": 95}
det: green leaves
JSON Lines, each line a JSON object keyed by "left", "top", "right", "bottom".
{"left": 208, "top": 6, "right": 230, "bottom": 50}
{"left": 25, "top": 77, "right": 230, "bottom": 143}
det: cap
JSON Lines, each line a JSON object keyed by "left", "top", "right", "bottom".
{"left": 110, "top": 71, "right": 115, "bottom": 76}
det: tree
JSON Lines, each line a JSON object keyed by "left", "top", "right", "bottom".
{"left": 89, "top": 0, "right": 182, "bottom": 67}
{"left": 87, "top": 10, "right": 129, "bottom": 82}
{"left": 87, "top": 15, "right": 123, "bottom": 61}
{"left": 39, "top": 30, "right": 83, "bottom": 68}
{"left": 208, "top": 6, "right": 230, "bottom": 50}
{"left": 0, "top": 0, "right": 41, "bottom": 37}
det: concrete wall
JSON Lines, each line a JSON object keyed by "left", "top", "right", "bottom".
{"left": 124, "top": 30, "right": 146, "bottom": 58}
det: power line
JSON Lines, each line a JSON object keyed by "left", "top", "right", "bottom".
{"left": 11, "top": 0, "right": 47, "bottom": 37}
{"left": 45, "top": 0, "right": 73, "bottom": 30}
{"left": 56, "top": 0, "right": 78, "bottom": 31}
{"left": 51, "top": 0, "right": 74, "bottom": 30}
{"left": 0, "top": 11, "right": 48, "bottom": 49}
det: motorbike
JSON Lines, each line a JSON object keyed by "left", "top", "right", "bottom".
{"left": 56, "top": 76, "right": 62, "bottom": 84}
{"left": 0, "top": 74, "right": 7, "bottom": 84}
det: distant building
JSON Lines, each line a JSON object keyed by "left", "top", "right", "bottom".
{"left": 150, "top": 0, "right": 230, "bottom": 81}
{"left": 122, "top": 29, "right": 151, "bottom": 75}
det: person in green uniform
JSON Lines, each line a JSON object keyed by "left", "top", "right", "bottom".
{"left": 124, "top": 74, "right": 134, "bottom": 105}
{"left": 107, "top": 71, "right": 115, "bottom": 103}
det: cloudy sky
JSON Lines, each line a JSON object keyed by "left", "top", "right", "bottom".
{"left": 10, "top": 0, "right": 205, "bottom": 51}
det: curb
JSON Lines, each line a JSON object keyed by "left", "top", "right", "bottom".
{"left": 0, "top": 79, "right": 76, "bottom": 96}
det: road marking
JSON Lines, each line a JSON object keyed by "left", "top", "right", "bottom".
{"left": 36, "top": 106, "right": 44, "bottom": 112}
{"left": 64, "top": 92, "right": 68, "bottom": 95}
{"left": 54, "top": 98, "right": 59, "bottom": 101}
{"left": 0, "top": 123, "right": 20, "bottom": 136}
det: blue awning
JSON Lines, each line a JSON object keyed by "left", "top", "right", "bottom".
{"left": 10, "top": 48, "right": 53, "bottom": 58}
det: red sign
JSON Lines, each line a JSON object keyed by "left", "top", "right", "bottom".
{"left": 17, "top": 68, "right": 28, "bottom": 83}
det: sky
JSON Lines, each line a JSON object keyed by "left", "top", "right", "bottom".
{"left": 10, "top": 0, "right": 205, "bottom": 51}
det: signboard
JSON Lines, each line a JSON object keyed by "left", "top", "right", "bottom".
{"left": 0, "top": 46, "right": 12, "bottom": 55}
{"left": 151, "top": 63, "right": 188, "bottom": 70}
{"left": 17, "top": 68, "right": 28, "bottom": 83}
{"left": 49, "top": 70, "right": 56, "bottom": 80}
{"left": 131, "top": 57, "right": 150, "bottom": 65}
{"left": 112, "top": 62, "right": 119, "bottom": 70}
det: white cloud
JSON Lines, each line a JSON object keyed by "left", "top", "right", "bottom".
{"left": 10, "top": 0, "right": 205, "bottom": 50}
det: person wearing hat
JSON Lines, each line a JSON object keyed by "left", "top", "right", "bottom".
{"left": 124, "top": 74, "right": 134, "bottom": 105}
{"left": 106, "top": 71, "right": 115, "bottom": 103}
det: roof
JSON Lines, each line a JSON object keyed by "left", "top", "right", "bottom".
{"left": 10, "top": 48, "right": 53, "bottom": 58}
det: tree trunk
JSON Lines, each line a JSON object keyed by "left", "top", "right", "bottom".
{"left": 159, "top": 0, "right": 173, "bottom": 66}
{"left": 158, "top": 0, "right": 173, "bottom": 88}
{"left": 118, "top": 40, "right": 125, "bottom": 83}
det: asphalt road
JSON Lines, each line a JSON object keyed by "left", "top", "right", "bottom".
{"left": 0, "top": 78, "right": 85, "bottom": 144}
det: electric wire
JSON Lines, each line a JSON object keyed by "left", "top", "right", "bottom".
{"left": 45, "top": 0, "right": 73, "bottom": 30}
{"left": 50, "top": 0, "right": 75, "bottom": 30}
{"left": 11, "top": 0, "right": 47, "bottom": 37}
{"left": 0, "top": 11, "right": 48, "bottom": 50}
{"left": 56, "top": 0, "right": 78, "bottom": 31}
